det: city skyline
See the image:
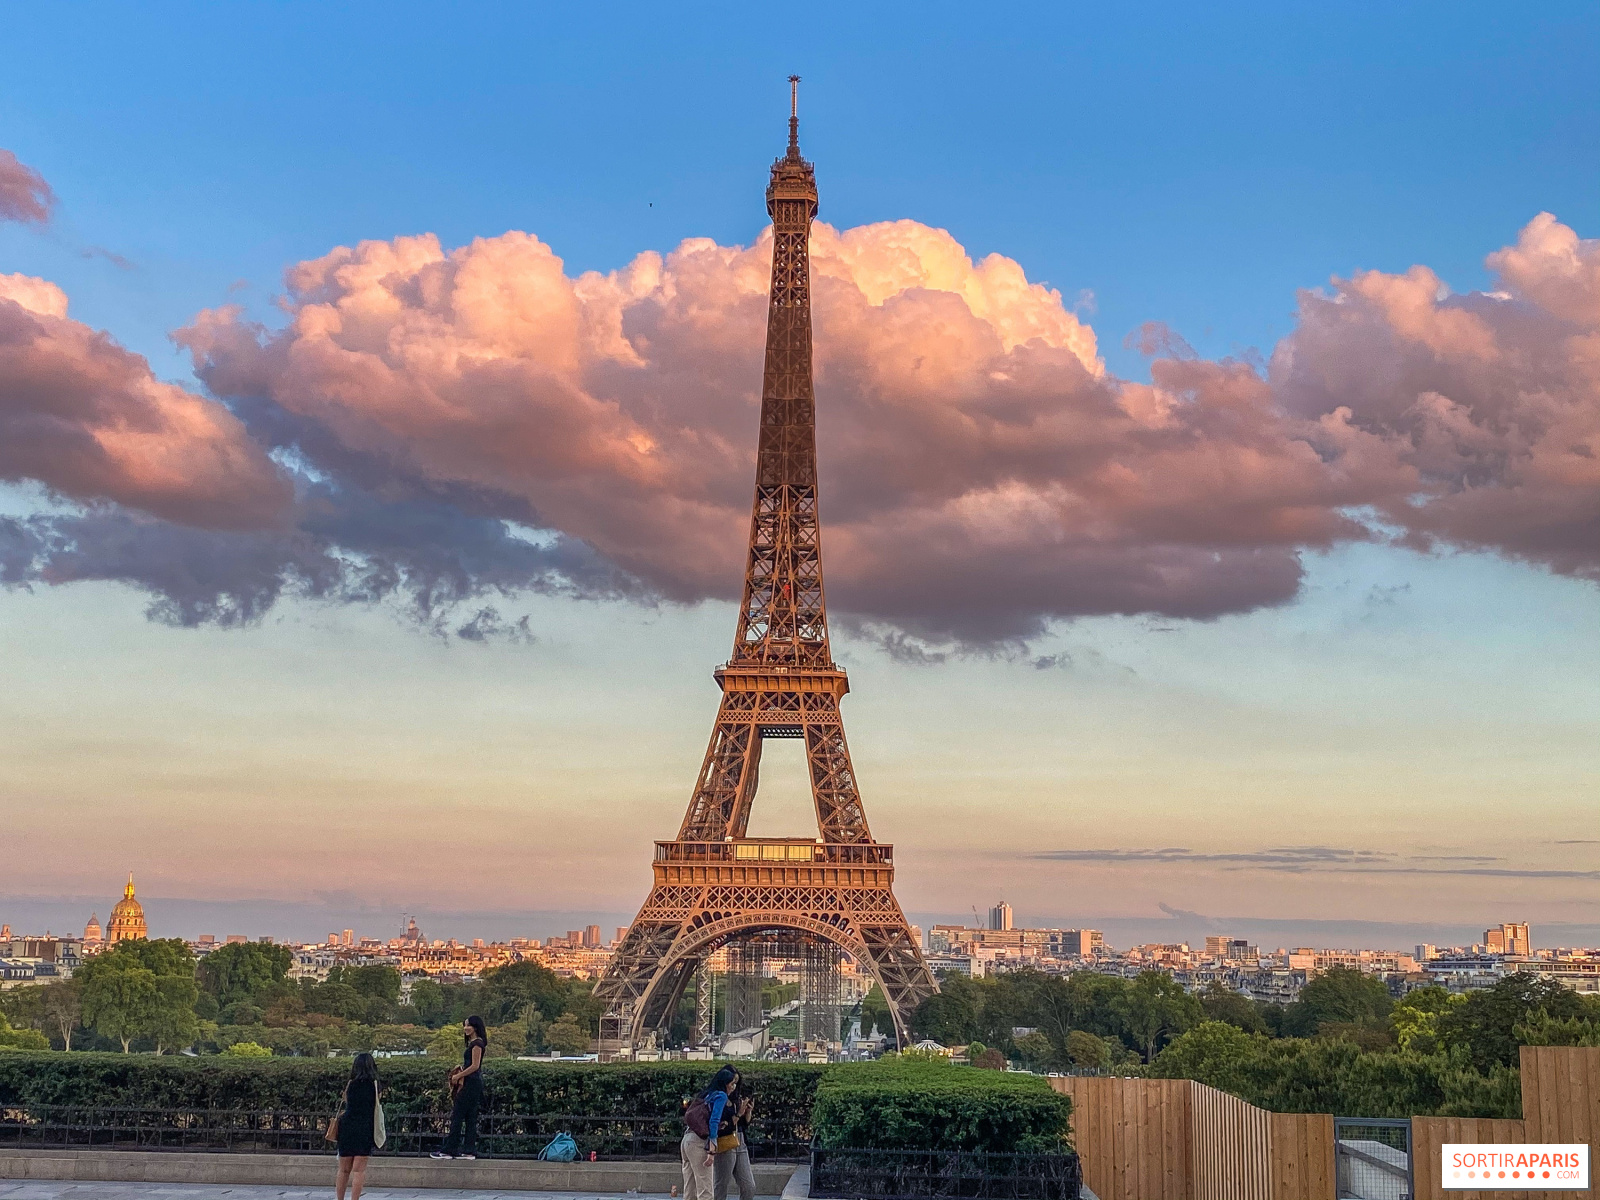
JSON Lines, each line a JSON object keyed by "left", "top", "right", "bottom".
{"left": 1, "top": 5, "right": 1596, "bottom": 943}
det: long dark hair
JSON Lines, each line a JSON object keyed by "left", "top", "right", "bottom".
{"left": 703, "top": 1065, "right": 738, "bottom": 1098}
{"left": 464, "top": 1015, "right": 488, "bottom": 1043}
{"left": 350, "top": 1052, "right": 377, "bottom": 1082}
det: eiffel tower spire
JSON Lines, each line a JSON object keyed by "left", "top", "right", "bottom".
{"left": 595, "top": 83, "right": 937, "bottom": 1057}
{"left": 733, "top": 73, "right": 826, "bottom": 670}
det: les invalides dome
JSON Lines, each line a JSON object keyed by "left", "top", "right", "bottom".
{"left": 106, "top": 874, "right": 148, "bottom": 943}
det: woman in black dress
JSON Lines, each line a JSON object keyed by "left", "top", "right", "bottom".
{"left": 335, "top": 1053, "right": 380, "bottom": 1200}
{"left": 433, "top": 1016, "right": 487, "bottom": 1159}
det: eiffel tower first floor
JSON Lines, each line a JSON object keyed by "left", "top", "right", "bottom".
{"left": 594, "top": 838, "right": 937, "bottom": 1057}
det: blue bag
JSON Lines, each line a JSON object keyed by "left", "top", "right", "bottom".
{"left": 538, "top": 1132, "right": 579, "bottom": 1162}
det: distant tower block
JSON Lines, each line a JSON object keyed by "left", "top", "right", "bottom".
{"left": 593, "top": 80, "right": 937, "bottom": 1055}
{"left": 107, "top": 874, "right": 148, "bottom": 943}
{"left": 989, "top": 902, "right": 1014, "bottom": 931}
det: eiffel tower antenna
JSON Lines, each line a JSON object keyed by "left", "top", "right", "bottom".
{"left": 595, "top": 82, "right": 937, "bottom": 1057}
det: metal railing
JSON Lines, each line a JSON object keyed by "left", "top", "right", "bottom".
{"left": 656, "top": 841, "right": 893, "bottom": 865}
{"left": 0, "top": 1106, "right": 807, "bottom": 1161}
{"left": 1335, "top": 1117, "right": 1412, "bottom": 1200}
{"left": 810, "top": 1144, "right": 1081, "bottom": 1200}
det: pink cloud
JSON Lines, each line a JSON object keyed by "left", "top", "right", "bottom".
{"left": 178, "top": 220, "right": 1411, "bottom": 640}
{"left": 6, "top": 212, "right": 1593, "bottom": 643}
{"left": 0, "top": 149, "right": 54, "bottom": 226}
{"left": 0, "top": 274, "right": 292, "bottom": 530}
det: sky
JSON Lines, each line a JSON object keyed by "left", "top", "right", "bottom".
{"left": 1, "top": 2, "right": 1597, "bottom": 950}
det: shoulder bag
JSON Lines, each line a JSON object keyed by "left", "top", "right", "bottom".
{"left": 373, "top": 1084, "right": 387, "bottom": 1149}
{"left": 325, "top": 1084, "right": 348, "bottom": 1143}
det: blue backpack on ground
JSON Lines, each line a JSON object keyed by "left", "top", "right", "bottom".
{"left": 538, "top": 1132, "right": 579, "bottom": 1162}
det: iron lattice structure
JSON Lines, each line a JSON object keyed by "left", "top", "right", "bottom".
{"left": 595, "top": 80, "right": 937, "bottom": 1055}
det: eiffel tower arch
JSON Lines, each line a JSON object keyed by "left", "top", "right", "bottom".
{"left": 594, "top": 79, "right": 938, "bottom": 1056}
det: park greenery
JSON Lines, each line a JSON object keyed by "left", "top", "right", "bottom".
{"left": 0, "top": 940, "right": 604, "bottom": 1059}
{"left": 904, "top": 966, "right": 1600, "bottom": 1117}
{"left": 5, "top": 943, "right": 1597, "bottom": 1122}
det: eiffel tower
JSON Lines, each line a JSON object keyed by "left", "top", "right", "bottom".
{"left": 595, "top": 79, "right": 938, "bottom": 1055}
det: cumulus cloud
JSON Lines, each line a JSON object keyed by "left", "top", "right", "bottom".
{"left": 4, "top": 212, "right": 1597, "bottom": 643}
{"left": 0, "top": 274, "right": 292, "bottom": 529}
{"left": 0, "top": 149, "right": 54, "bottom": 226}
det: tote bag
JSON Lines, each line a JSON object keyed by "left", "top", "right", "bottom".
{"left": 373, "top": 1085, "right": 387, "bottom": 1149}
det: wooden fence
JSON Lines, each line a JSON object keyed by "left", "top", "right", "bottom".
{"left": 1410, "top": 1045, "right": 1598, "bottom": 1200}
{"left": 1048, "top": 1076, "right": 1332, "bottom": 1200}
{"left": 1054, "top": 1047, "right": 1599, "bottom": 1200}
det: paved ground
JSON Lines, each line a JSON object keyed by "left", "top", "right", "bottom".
{"left": 0, "top": 1186, "right": 675, "bottom": 1200}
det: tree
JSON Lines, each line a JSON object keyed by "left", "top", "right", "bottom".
{"left": 79, "top": 955, "right": 158, "bottom": 1052}
{"left": 479, "top": 961, "right": 567, "bottom": 1025}
{"left": 973, "top": 1047, "right": 1007, "bottom": 1070}
{"left": 223, "top": 1041, "right": 273, "bottom": 1058}
{"left": 912, "top": 985, "right": 980, "bottom": 1045}
{"left": 116, "top": 938, "right": 196, "bottom": 980}
{"left": 1389, "top": 986, "right": 1460, "bottom": 1053}
{"left": 0, "top": 1009, "right": 50, "bottom": 1051}
{"left": 1199, "top": 982, "right": 1268, "bottom": 1033}
{"left": 1438, "top": 972, "right": 1594, "bottom": 1071}
{"left": 304, "top": 980, "right": 367, "bottom": 1021}
{"left": 427, "top": 1026, "right": 465, "bottom": 1058}
{"left": 1066, "top": 1030, "right": 1109, "bottom": 1070}
{"left": 148, "top": 975, "right": 200, "bottom": 1054}
{"left": 405, "top": 978, "right": 447, "bottom": 1026}
{"left": 1118, "top": 970, "right": 1203, "bottom": 1062}
{"left": 199, "top": 942, "right": 293, "bottom": 1009}
{"left": 1283, "top": 967, "right": 1392, "bottom": 1037}
{"left": 1014, "top": 1030, "right": 1056, "bottom": 1070}
{"left": 545, "top": 1016, "right": 591, "bottom": 1057}
{"left": 41, "top": 979, "right": 84, "bottom": 1050}
{"left": 1512, "top": 1009, "right": 1600, "bottom": 1048}
{"left": 1150, "top": 1020, "right": 1262, "bottom": 1096}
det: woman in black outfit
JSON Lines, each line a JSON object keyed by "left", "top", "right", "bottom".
{"left": 434, "top": 1016, "right": 487, "bottom": 1159}
{"left": 335, "top": 1053, "right": 380, "bottom": 1200}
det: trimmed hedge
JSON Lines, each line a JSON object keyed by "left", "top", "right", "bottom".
{"left": 0, "top": 1054, "right": 824, "bottom": 1151}
{"left": 811, "top": 1060, "right": 1072, "bottom": 1154}
{"left": 0, "top": 1054, "right": 1073, "bottom": 1155}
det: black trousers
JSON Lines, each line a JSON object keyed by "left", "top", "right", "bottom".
{"left": 444, "top": 1083, "right": 482, "bottom": 1155}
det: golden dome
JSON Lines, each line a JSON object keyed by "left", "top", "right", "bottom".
{"left": 107, "top": 873, "right": 148, "bottom": 943}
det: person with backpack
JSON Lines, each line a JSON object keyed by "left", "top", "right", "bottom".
{"left": 680, "top": 1066, "right": 738, "bottom": 1200}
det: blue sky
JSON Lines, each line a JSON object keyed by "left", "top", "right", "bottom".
{"left": 1, "top": 2, "right": 1596, "bottom": 946}
{"left": 4, "top": 2, "right": 1595, "bottom": 378}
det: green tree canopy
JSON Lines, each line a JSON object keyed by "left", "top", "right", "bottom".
{"left": 1199, "top": 981, "right": 1269, "bottom": 1033}
{"left": 1284, "top": 966, "right": 1393, "bottom": 1036}
{"left": 78, "top": 954, "right": 159, "bottom": 1052}
{"left": 1118, "top": 970, "right": 1204, "bottom": 1062}
{"left": 544, "top": 1016, "right": 591, "bottom": 1056}
{"left": 345, "top": 965, "right": 401, "bottom": 1004}
{"left": 479, "top": 961, "right": 568, "bottom": 1025}
{"left": 1437, "top": 972, "right": 1593, "bottom": 1071}
{"left": 198, "top": 942, "right": 292, "bottom": 1009}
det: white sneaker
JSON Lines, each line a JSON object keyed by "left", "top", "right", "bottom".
{"left": 430, "top": 1152, "right": 453, "bottom": 1159}
{"left": 456, "top": 1154, "right": 476, "bottom": 1160}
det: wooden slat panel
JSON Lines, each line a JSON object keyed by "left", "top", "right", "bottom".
{"left": 1413, "top": 1116, "right": 1528, "bottom": 1200}
{"left": 1268, "top": 1112, "right": 1336, "bottom": 1200}
{"left": 1516, "top": 1045, "right": 1599, "bottom": 1199}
